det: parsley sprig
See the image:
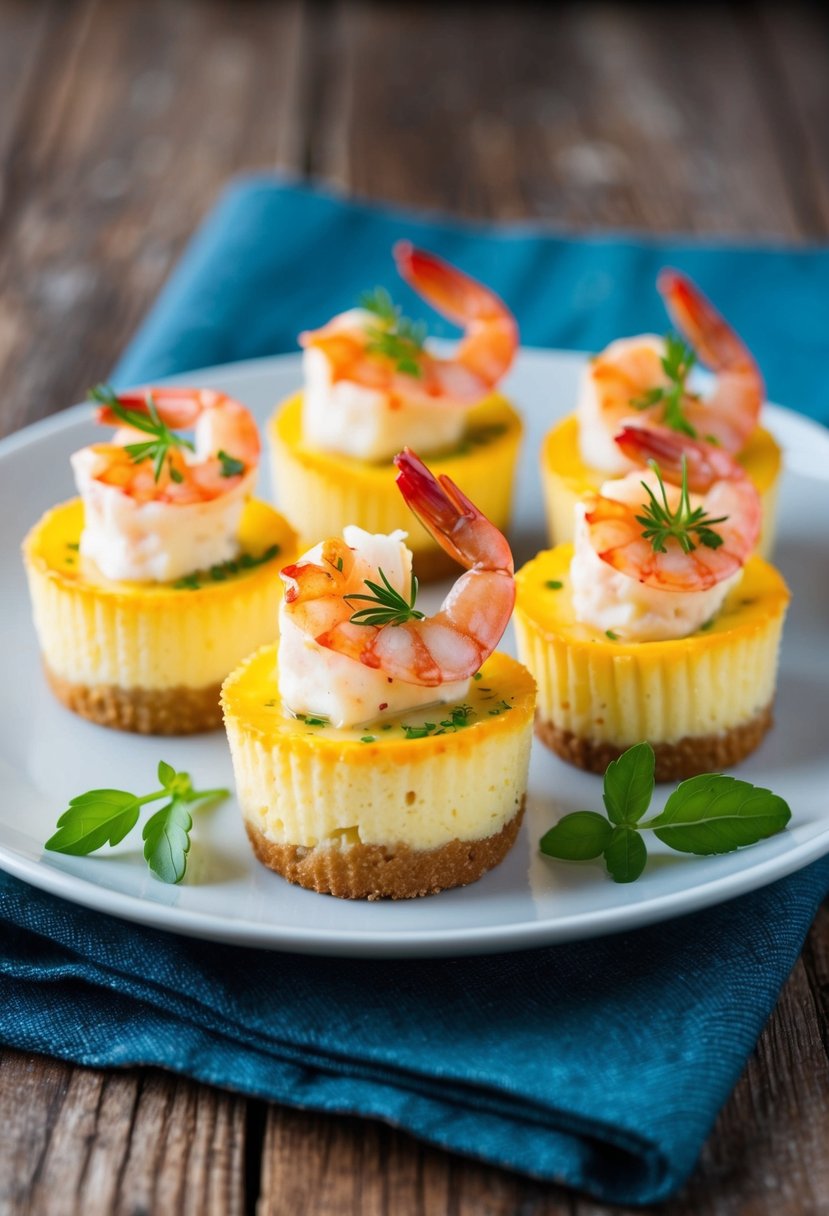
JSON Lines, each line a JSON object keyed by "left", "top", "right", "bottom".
{"left": 631, "top": 333, "right": 698, "bottom": 437}
{"left": 347, "top": 568, "right": 425, "bottom": 627}
{"left": 540, "top": 742, "right": 791, "bottom": 883}
{"left": 637, "top": 458, "right": 727, "bottom": 555}
{"left": 360, "top": 286, "right": 427, "bottom": 377}
{"left": 89, "top": 384, "right": 195, "bottom": 483}
{"left": 45, "top": 761, "right": 229, "bottom": 884}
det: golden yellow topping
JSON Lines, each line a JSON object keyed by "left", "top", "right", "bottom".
{"left": 24, "top": 498, "right": 296, "bottom": 604}
{"left": 516, "top": 545, "right": 790, "bottom": 652}
{"left": 222, "top": 647, "right": 536, "bottom": 752}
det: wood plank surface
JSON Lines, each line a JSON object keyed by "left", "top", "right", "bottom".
{"left": 0, "top": 2, "right": 827, "bottom": 1214}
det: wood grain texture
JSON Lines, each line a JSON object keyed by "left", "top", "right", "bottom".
{"left": 1, "top": 1, "right": 828, "bottom": 1214}
{"left": 0, "top": 1051, "right": 247, "bottom": 1215}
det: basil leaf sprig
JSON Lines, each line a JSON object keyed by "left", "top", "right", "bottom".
{"left": 45, "top": 761, "right": 229, "bottom": 884}
{"left": 346, "top": 568, "right": 425, "bottom": 627}
{"left": 540, "top": 742, "right": 791, "bottom": 883}
{"left": 637, "top": 457, "right": 728, "bottom": 555}
{"left": 89, "top": 384, "right": 195, "bottom": 484}
{"left": 631, "top": 332, "right": 698, "bottom": 437}
{"left": 359, "top": 286, "right": 428, "bottom": 378}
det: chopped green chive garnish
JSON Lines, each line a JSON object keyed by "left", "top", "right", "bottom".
{"left": 218, "top": 449, "right": 245, "bottom": 477}
{"left": 172, "top": 545, "right": 280, "bottom": 591}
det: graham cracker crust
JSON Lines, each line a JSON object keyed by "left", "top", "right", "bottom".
{"left": 244, "top": 798, "right": 525, "bottom": 900}
{"left": 44, "top": 664, "right": 223, "bottom": 735}
{"left": 535, "top": 705, "right": 774, "bottom": 783}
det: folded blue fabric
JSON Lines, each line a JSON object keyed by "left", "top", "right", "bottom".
{"left": 4, "top": 177, "right": 829, "bottom": 1206}
{"left": 113, "top": 175, "right": 829, "bottom": 423}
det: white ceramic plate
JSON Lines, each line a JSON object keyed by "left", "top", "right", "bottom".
{"left": 1, "top": 351, "right": 827, "bottom": 957}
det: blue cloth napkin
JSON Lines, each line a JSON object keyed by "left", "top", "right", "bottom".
{"left": 114, "top": 175, "right": 829, "bottom": 423}
{"left": 5, "top": 177, "right": 829, "bottom": 1206}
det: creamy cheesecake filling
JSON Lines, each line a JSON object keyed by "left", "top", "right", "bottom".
{"left": 278, "top": 525, "right": 469, "bottom": 728}
{"left": 224, "top": 647, "right": 534, "bottom": 852}
{"left": 513, "top": 545, "right": 788, "bottom": 747}
{"left": 24, "top": 499, "right": 288, "bottom": 691}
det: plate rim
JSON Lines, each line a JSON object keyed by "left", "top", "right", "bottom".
{"left": 2, "top": 347, "right": 828, "bottom": 958}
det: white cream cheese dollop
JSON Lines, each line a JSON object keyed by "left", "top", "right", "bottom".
{"left": 301, "top": 309, "right": 468, "bottom": 462}
{"left": 71, "top": 446, "right": 255, "bottom": 583}
{"left": 577, "top": 335, "right": 667, "bottom": 473}
{"left": 570, "top": 473, "right": 741, "bottom": 642}
{"left": 278, "top": 525, "right": 470, "bottom": 729}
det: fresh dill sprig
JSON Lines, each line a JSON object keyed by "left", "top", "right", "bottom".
{"left": 359, "top": 287, "right": 427, "bottom": 378}
{"left": 636, "top": 458, "right": 728, "bottom": 555}
{"left": 346, "top": 568, "right": 425, "bottom": 627}
{"left": 630, "top": 333, "right": 698, "bottom": 438}
{"left": 89, "top": 384, "right": 195, "bottom": 483}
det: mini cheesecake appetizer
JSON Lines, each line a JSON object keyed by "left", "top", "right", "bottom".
{"left": 23, "top": 386, "right": 297, "bottom": 734}
{"left": 222, "top": 449, "right": 535, "bottom": 899}
{"left": 269, "top": 243, "right": 522, "bottom": 580}
{"left": 516, "top": 425, "right": 789, "bottom": 781}
{"left": 542, "top": 270, "right": 781, "bottom": 556}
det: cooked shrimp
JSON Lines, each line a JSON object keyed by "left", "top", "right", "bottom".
{"left": 83, "top": 388, "right": 260, "bottom": 505}
{"left": 583, "top": 424, "right": 761, "bottom": 593}
{"left": 659, "top": 269, "right": 764, "bottom": 452}
{"left": 280, "top": 449, "right": 515, "bottom": 686}
{"left": 578, "top": 272, "right": 763, "bottom": 469}
{"left": 300, "top": 243, "right": 517, "bottom": 409}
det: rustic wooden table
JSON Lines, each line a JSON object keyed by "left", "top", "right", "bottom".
{"left": 1, "top": 2, "right": 828, "bottom": 1212}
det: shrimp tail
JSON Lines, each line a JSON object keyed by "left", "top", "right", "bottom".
{"left": 394, "top": 242, "right": 518, "bottom": 385}
{"left": 658, "top": 269, "right": 760, "bottom": 381}
{"left": 614, "top": 423, "right": 747, "bottom": 493}
{"left": 394, "top": 448, "right": 514, "bottom": 574}
{"left": 394, "top": 242, "right": 506, "bottom": 326}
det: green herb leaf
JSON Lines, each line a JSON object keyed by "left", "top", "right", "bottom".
{"left": 218, "top": 449, "right": 245, "bottom": 477}
{"left": 646, "top": 774, "right": 791, "bottom": 855}
{"left": 630, "top": 333, "right": 698, "bottom": 438}
{"left": 538, "top": 742, "right": 791, "bottom": 884}
{"left": 544, "top": 580, "right": 563, "bottom": 590}
{"left": 89, "top": 385, "right": 194, "bottom": 483}
{"left": 636, "top": 458, "right": 728, "bottom": 556}
{"left": 173, "top": 573, "right": 201, "bottom": 591}
{"left": 359, "top": 288, "right": 427, "bottom": 378}
{"left": 360, "top": 286, "right": 398, "bottom": 325}
{"left": 172, "top": 545, "right": 280, "bottom": 591}
{"left": 347, "top": 569, "right": 425, "bottom": 627}
{"left": 45, "top": 763, "right": 228, "bottom": 882}
{"left": 142, "top": 800, "right": 193, "bottom": 884}
{"left": 603, "top": 741, "right": 655, "bottom": 825}
{"left": 603, "top": 826, "right": 648, "bottom": 883}
{"left": 45, "top": 790, "right": 141, "bottom": 856}
{"left": 539, "top": 811, "right": 613, "bottom": 860}
{"left": 158, "top": 760, "right": 177, "bottom": 790}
